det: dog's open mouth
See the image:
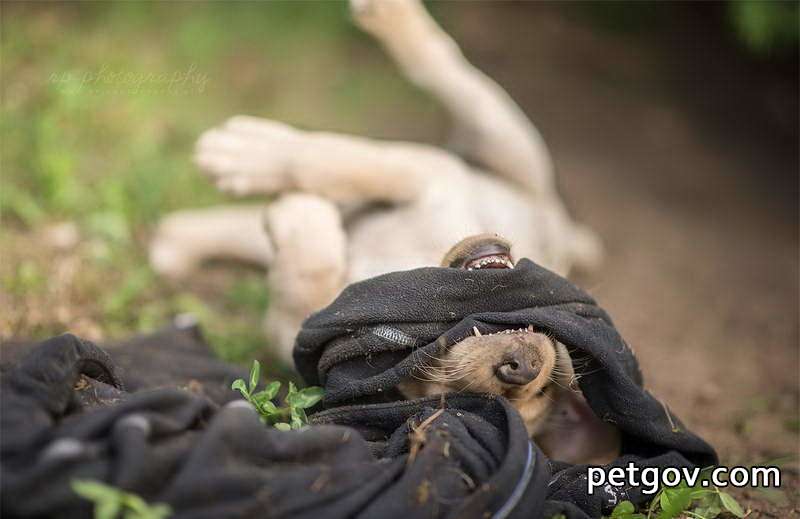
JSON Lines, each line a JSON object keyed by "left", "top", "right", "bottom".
{"left": 471, "top": 324, "right": 534, "bottom": 337}
{"left": 465, "top": 253, "right": 514, "bottom": 270}
{"left": 441, "top": 234, "right": 515, "bottom": 270}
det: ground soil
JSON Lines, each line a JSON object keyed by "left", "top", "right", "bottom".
{"left": 444, "top": 3, "right": 798, "bottom": 516}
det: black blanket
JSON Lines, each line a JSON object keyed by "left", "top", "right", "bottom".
{"left": 295, "top": 259, "right": 717, "bottom": 516}
{"left": 1, "top": 259, "right": 716, "bottom": 519}
{"left": 1, "top": 332, "right": 549, "bottom": 519}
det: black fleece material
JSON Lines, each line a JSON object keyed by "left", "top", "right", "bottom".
{"left": 295, "top": 259, "right": 717, "bottom": 516}
{"left": 0, "top": 259, "right": 716, "bottom": 519}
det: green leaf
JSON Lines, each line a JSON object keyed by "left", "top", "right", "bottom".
{"left": 249, "top": 360, "right": 261, "bottom": 393}
{"left": 690, "top": 488, "right": 713, "bottom": 499}
{"left": 290, "top": 414, "right": 304, "bottom": 429}
{"left": 251, "top": 390, "right": 271, "bottom": 408}
{"left": 657, "top": 487, "right": 693, "bottom": 519}
{"left": 287, "top": 386, "right": 324, "bottom": 409}
{"left": 259, "top": 400, "right": 278, "bottom": 415}
{"left": 95, "top": 500, "right": 122, "bottom": 519}
{"left": 150, "top": 504, "right": 173, "bottom": 519}
{"left": 611, "top": 500, "right": 635, "bottom": 517}
{"left": 125, "top": 492, "right": 150, "bottom": 513}
{"left": 659, "top": 490, "right": 671, "bottom": 512}
{"left": 72, "top": 479, "right": 120, "bottom": 502}
{"left": 647, "top": 488, "right": 664, "bottom": 514}
{"left": 696, "top": 504, "right": 721, "bottom": 518}
{"left": 72, "top": 479, "right": 172, "bottom": 519}
{"left": 274, "top": 422, "right": 291, "bottom": 431}
{"left": 718, "top": 492, "right": 745, "bottom": 518}
{"left": 255, "top": 380, "right": 281, "bottom": 401}
{"left": 231, "top": 379, "right": 248, "bottom": 397}
{"left": 607, "top": 501, "right": 646, "bottom": 519}
{"left": 122, "top": 500, "right": 172, "bottom": 519}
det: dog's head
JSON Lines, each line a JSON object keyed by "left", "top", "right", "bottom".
{"left": 400, "top": 235, "right": 620, "bottom": 463}
{"left": 400, "top": 234, "right": 575, "bottom": 435}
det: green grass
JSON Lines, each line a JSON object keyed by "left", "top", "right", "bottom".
{"left": 0, "top": 1, "right": 439, "bottom": 365}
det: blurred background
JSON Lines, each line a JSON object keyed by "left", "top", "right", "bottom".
{"left": 1, "top": 1, "right": 798, "bottom": 512}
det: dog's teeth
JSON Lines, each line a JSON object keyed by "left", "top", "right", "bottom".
{"left": 473, "top": 326, "right": 481, "bottom": 337}
{"left": 527, "top": 325, "right": 534, "bottom": 331}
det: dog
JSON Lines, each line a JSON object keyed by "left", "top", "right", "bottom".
{"left": 149, "top": 0, "right": 602, "bottom": 364}
{"left": 399, "top": 234, "right": 620, "bottom": 465}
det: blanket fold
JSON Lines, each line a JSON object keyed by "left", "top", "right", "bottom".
{"left": 1, "top": 258, "right": 716, "bottom": 519}
{"left": 294, "top": 259, "right": 717, "bottom": 516}
{"left": 1, "top": 332, "right": 550, "bottom": 519}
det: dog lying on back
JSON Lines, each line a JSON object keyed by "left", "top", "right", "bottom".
{"left": 399, "top": 235, "right": 620, "bottom": 465}
{"left": 149, "top": 0, "right": 602, "bottom": 364}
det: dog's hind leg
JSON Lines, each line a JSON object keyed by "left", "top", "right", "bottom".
{"left": 351, "top": 0, "right": 555, "bottom": 197}
{"left": 150, "top": 205, "right": 273, "bottom": 279}
{"left": 262, "top": 193, "right": 347, "bottom": 363}
{"left": 353, "top": 0, "right": 604, "bottom": 272}
{"left": 195, "top": 115, "right": 468, "bottom": 205}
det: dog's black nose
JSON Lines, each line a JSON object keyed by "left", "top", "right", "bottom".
{"left": 495, "top": 352, "right": 540, "bottom": 385}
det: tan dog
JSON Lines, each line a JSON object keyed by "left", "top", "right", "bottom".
{"left": 400, "top": 235, "right": 620, "bottom": 465}
{"left": 149, "top": 0, "right": 602, "bottom": 364}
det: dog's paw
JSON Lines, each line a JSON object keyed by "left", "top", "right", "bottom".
{"left": 350, "top": 0, "right": 425, "bottom": 39}
{"left": 149, "top": 223, "right": 197, "bottom": 280}
{"left": 194, "top": 116, "right": 297, "bottom": 197}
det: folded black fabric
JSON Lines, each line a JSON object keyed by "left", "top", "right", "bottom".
{"left": 1, "top": 333, "right": 549, "bottom": 519}
{"left": 0, "top": 324, "right": 247, "bottom": 406}
{"left": 295, "top": 259, "right": 718, "bottom": 516}
{"left": 1, "top": 259, "right": 717, "bottom": 519}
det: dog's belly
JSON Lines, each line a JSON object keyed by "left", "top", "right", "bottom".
{"left": 345, "top": 205, "right": 469, "bottom": 281}
{"left": 344, "top": 176, "right": 568, "bottom": 282}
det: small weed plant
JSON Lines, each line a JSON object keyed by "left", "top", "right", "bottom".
{"left": 231, "top": 360, "right": 324, "bottom": 430}
{"left": 72, "top": 479, "right": 171, "bottom": 519}
{"left": 604, "top": 468, "right": 746, "bottom": 519}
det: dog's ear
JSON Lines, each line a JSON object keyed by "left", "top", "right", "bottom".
{"left": 534, "top": 342, "right": 621, "bottom": 465}
{"left": 440, "top": 233, "right": 512, "bottom": 268}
